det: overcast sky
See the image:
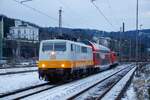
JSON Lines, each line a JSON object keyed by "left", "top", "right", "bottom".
{"left": 0, "top": 0, "right": 150, "bottom": 31}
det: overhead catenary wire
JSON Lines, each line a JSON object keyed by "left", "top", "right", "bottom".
{"left": 91, "top": 0, "right": 114, "bottom": 27}
{"left": 13, "top": 0, "right": 58, "bottom": 22}
{"left": 13, "top": 0, "right": 115, "bottom": 29}
{"left": 20, "top": 0, "right": 33, "bottom": 3}
{"left": 12, "top": 0, "right": 73, "bottom": 27}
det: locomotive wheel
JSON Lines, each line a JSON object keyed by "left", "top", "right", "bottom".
{"left": 87, "top": 68, "right": 92, "bottom": 75}
{"left": 62, "top": 69, "right": 71, "bottom": 81}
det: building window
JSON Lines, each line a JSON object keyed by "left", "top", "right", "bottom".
{"left": 18, "top": 30, "right": 21, "bottom": 38}
{"left": 24, "top": 30, "right": 26, "bottom": 34}
{"left": 12, "top": 30, "right": 14, "bottom": 34}
{"left": 33, "top": 31, "right": 34, "bottom": 40}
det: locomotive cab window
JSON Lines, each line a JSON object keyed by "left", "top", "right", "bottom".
{"left": 42, "top": 43, "right": 53, "bottom": 52}
{"left": 42, "top": 42, "right": 66, "bottom": 52}
{"left": 54, "top": 42, "right": 66, "bottom": 51}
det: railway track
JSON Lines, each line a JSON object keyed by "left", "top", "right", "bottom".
{"left": 0, "top": 67, "right": 38, "bottom": 75}
{"left": 0, "top": 65, "right": 36, "bottom": 69}
{"left": 0, "top": 64, "right": 136, "bottom": 100}
{"left": 71, "top": 65, "right": 136, "bottom": 100}
{"left": 19, "top": 64, "right": 135, "bottom": 100}
{"left": 101, "top": 66, "right": 136, "bottom": 100}
{"left": 0, "top": 83, "right": 56, "bottom": 100}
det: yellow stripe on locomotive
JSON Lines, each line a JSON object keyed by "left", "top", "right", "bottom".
{"left": 38, "top": 60, "right": 93, "bottom": 69}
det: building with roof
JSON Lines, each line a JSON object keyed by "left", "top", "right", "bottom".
{"left": 9, "top": 20, "right": 39, "bottom": 41}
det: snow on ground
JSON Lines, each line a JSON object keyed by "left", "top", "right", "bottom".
{"left": 122, "top": 84, "right": 137, "bottom": 100}
{"left": 132, "top": 63, "right": 150, "bottom": 100}
{"left": 22, "top": 64, "right": 133, "bottom": 100}
{"left": 0, "top": 72, "right": 45, "bottom": 95}
{"left": 122, "top": 63, "right": 150, "bottom": 100}
{"left": 0, "top": 67, "right": 38, "bottom": 74}
{"left": 102, "top": 67, "right": 136, "bottom": 100}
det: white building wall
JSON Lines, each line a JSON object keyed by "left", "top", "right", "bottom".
{"left": 9, "top": 23, "right": 39, "bottom": 41}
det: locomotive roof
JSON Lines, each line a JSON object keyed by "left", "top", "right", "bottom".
{"left": 41, "top": 39, "right": 92, "bottom": 48}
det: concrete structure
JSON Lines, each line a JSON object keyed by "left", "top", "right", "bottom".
{"left": 0, "top": 15, "right": 40, "bottom": 61}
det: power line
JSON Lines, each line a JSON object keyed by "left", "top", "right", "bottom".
{"left": 13, "top": 0, "right": 58, "bottom": 22}
{"left": 20, "top": 0, "right": 33, "bottom": 3}
{"left": 91, "top": 0, "right": 114, "bottom": 27}
{"left": 12, "top": 0, "right": 73, "bottom": 27}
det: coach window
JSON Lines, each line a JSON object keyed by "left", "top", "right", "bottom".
{"left": 71, "top": 44, "right": 73, "bottom": 51}
{"left": 75, "top": 45, "right": 78, "bottom": 53}
{"left": 81, "top": 47, "right": 87, "bottom": 53}
{"left": 96, "top": 53, "right": 100, "bottom": 59}
{"left": 78, "top": 46, "right": 81, "bottom": 53}
{"left": 87, "top": 48, "right": 90, "bottom": 53}
{"left": 88, "top": 48, "right": 91, "bottom": 53}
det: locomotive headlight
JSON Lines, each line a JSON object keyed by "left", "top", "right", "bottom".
{"left": 51, "top": 51, "right": 55, "bottom": 55}
{"left": 61, "top": 64, "right": 65, "bottom": 68}
{"left": 42, "top": 64, "right": 46, "bottom": 68}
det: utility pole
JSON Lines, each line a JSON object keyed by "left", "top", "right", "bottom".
{"left": 139, "top": 24, "right": 142, "bottom": 61}
{"left": 123, "top": 22, "right": 125, "bottom": 33}
{"left": 130, "top": 40, "right": 132, "bottom": 61}
{"left": 119, "top": 22, "right": 125, "bottom": 62}
{"left": 119, "top": 27, "right": 122, "bottom": 62}
{"left": 0, "top": 17, "right": 4, "bottom": 62}
{"left": 59, "top": 7, "right": 62, "bottom": 36}
{"left": 136, "top": 0, "right": 139, "bottom": 62}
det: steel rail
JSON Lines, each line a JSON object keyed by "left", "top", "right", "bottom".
{"left": 0, "top": 83, "right": 57, "bottom": 100}
{"left": 68, "top": 65, "right": 135, "bottom": 99}
{"left": 97, "top": 67, "right": 135, "bottom": 99}
{"left": 0, "top": 70, "right": 38, "bottom": 75}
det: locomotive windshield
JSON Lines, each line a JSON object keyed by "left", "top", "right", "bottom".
{"left": 42, "top": 43, "right": 53, "bottom": 51}
{"left": 54, "top": 43, "right": 66, "bottom": 51}
{"left": 42, "top": 42, "right": 66, "bottom": 51}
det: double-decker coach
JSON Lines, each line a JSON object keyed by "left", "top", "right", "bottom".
{"left": 81, "top": 41, "right": 118, "bottom": 70}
